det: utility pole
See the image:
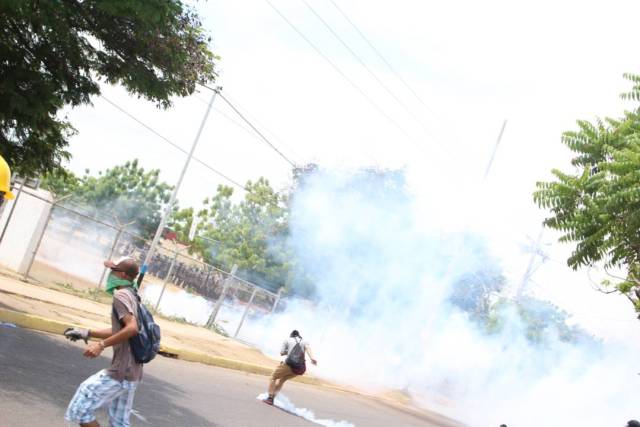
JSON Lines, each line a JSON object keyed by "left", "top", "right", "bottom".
{"left": 515, "top": 228, "right": 545, "bottom": 300}
{"left": 137, "top": 87, "right": 221, "bottom": 288}
{"left": 483, "top": 119, "right": 508, "bottom": 180}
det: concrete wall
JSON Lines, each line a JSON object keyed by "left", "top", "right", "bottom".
{"left": 0, "top": 188, "right": 53, "bottom": 274}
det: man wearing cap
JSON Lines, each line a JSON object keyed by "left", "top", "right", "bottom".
{"left": 63, "top": 257, "right": 142, "bottom": 427}
{"left": 0, "top": 154, "right": 15, "bottom": 209}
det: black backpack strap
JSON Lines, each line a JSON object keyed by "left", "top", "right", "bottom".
{"left": 294, "top": 337, "right": 305, "bottom": 360}
{"left": 299, "top": 338, "right": 306, "bottom": 360}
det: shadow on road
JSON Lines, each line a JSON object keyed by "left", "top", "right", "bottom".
{"left": 0, "top": 326, "right": 217, "bottom": 426}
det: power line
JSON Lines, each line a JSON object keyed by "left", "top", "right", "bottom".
{"left": 263, "top": 0, "right": 413, "bottom": 141}
{"left": 213, "top": 89, "right": 378, "bottom": 167}
{"left": 100, "top": 95, "right": 250, "bottom": 192}
{"left": 219, "top": 91, "right": 305, "bottom": 163}
{"left": 193, "top": 93, "right": 276, "bottom": 148}
{"left": 200, "top": 84, "right": 297, "bottom": 167}
{"left": 299, "top": 0, "right": 431, "bottom": 134}
{"left": 328, "top": 1, "right": 472, "bottom": 163}
{"left": 327, "top": 0, "right": 432, "bottom": 113}
{"left": 194, "top": 92, "right": 259, "bottom": 138}
{"left": 101, "top": 94, "right": 289, "bottom": 214}
{"left": 193, "top": 91, "right": 303, "bottom": 165}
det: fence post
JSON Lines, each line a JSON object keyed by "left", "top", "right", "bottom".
{"left": 204, "top": 265, "right": 212, "bottom": 287}
{"left": 154, "top": 249, "right": 180, "bottom": 313}
{"left": 23, "top": 201, "right": 56, "bottom": 280}
{"left": 207, "top": 264, "right": 237, "bottom": 328}
{"left": 234, "top": 287, "right": 257, "bottom": 338}
{"left": 270, "top": 287, "right": 283, "bottom": 314}
{"left": 0, "top": 180, "right": 25, "bottom": 244}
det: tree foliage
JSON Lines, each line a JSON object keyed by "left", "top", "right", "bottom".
{"left": 1, "top": 0, "right": 217, "bottom": 177}
{"left": 450, "top": 267, "right": 506, "bottom": 323}
{"left": 451, "top": 262, "right": 595, "bottom": 345}
{"left": 42, "top": 160, "right": 173, "bottom": 238}
{"left": 43, "top": 162, "right": 294, "bottom": 292}
{"left": 171, "top": 179, "right": 291, "bottom": 292}
{"left": 533, "top": 74, "right": 640, "bottom": 310}
{"left": 487, "top": 296, "right": 596, "bottom": 346}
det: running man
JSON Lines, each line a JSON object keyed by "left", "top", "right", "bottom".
{"left": 264, "top": 330, "right": 317, "bottom": 405}
{"left": 63, "top": 257, "right": 142, "bottom": 427}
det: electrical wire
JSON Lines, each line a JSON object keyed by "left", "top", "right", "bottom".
{"left": 193, "top": 90, "right": 302, "bottom": 166}
{"left": 194, "top": 92, "right": 263, "bottom": 140}
{"left": 99, "top": 93, "right": 292, "bottom": 216}
{"left": 215, "top": 91, "right": 304, "bottom": 163}
{"left": 300, "top": 0, "right": 432, "bottom": 134}
{"left": 100, "top": 95, "right": 250, "bottom": 192}
{"left": 200, "top": 84, "right": 297, "bottom": 167}
{"left": 327, "top": 0, "right": 433, "bottom": 113}
{"left": 263, "top": 0, "right": 413, "bottom": 141}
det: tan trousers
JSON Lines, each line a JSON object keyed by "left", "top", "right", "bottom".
{"left": 268, "top": 362, "right": 298, "bottom": 397}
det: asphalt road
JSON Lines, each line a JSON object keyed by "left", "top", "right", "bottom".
{"left": 0, "top": 325, "right": 453, "bottom": 427}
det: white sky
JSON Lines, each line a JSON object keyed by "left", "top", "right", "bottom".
{"left": 63, "top": 0, "right": 640, "bottom": 342}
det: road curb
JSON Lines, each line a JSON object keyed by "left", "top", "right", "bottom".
{"left": 0, "top": 308, "right": 69, "bottom": 335}
{"left": 0, "top": 308, "right": 324, "bottom": 386}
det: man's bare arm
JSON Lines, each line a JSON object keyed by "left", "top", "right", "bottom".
{"left": 305, "top": 344, "right": 318, "bottom": 365}
{"left": 89, "top": 328, "right": 112, "bottom": 339}
{"left": 84, "top": 315, "right": 138, "bottom": 358}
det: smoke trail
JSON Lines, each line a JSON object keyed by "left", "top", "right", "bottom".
{"left": 256, "top": 393, "right": 355, "bottom": 427}
{"left": 239, "top": 168, "right": 637, "bottom": 426}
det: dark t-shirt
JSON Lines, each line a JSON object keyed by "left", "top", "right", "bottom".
{"left": 106, "top": 288, "right": 143, "bottom": 382}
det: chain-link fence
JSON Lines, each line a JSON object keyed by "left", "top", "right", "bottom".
{"left": 14, "top": 188, "right": 283, "bottom": 340}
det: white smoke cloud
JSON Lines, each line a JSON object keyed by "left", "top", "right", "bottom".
{"left": 239, "top": 168, "right": 637, "bottom": 427}
{"left": 34, "top": 207, "right": 119, "bottom": 284}
{"left": 256, "top": 393, "right": 355, "bottom": 427}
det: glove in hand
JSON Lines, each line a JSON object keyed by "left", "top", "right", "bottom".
{"left": 64, "top": 327, "right": 89, "bottom": 344}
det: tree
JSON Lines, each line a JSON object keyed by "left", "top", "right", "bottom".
{"left": 202, "top": 179, "right": 290, "bottom": 291}
{"left": 486, "top": 296, "right": 596, "bottom": 346}
{"left": 1, "top": 0, "right": 217, "bottom": 177}
{"left": 39, "top": 167, "right": 81, "bottom": 196}
{"left": 450, "top": 260, "right": 596, "bottom": 346}
{"left": 533, "top": 73, "right": 640, "bottom": 311}
{"left": 450, "top": 267, "right": 506, "bottom": 323}
{"left": 169, "top": 179, "right": 292, "bottom": 292}
{"left": 42, "top": 160, "right": 173, "bottom": 238}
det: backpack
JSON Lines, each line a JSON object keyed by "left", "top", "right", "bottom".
{"left": 285, "top": 338, "right": 306, "bottom": 375}
{"left": 113, "top": 287, "right": 161, "bottom": 364}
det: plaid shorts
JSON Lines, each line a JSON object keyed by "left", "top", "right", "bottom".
{"left": 65, "top": 370, "right": 138, "bottom": 427}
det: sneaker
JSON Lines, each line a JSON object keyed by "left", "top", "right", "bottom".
{"left": 263, "top": 396, "right": 274, "bottom": 405}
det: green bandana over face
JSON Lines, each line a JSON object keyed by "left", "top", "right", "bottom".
{"left": 105, "top": 273, "right": 133, "bottom": 295}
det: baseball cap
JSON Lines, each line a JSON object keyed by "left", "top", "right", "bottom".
{"left": 104, "top": 256, "right": 139, "bottom": 279}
